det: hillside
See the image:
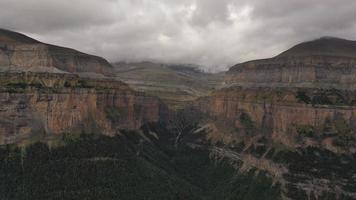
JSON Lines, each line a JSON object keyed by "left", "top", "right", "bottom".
{"left": 114, "top": 62, "right": 224, "bottom": 109}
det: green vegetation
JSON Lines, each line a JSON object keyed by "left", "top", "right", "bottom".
{"left": 133, "top": 104, "right": 142, "bottom": 115}
{"left": 331, "top": 115, "right": 355, "bottom": 147}
{"left": 295, "top": 89, "right": 353, "bottom": 106}
{"left": 105, "top": 107, "right": 124, "bottom": 123}
{"left": 240, "top": 112, "right": 255, "bottom": 135}
{"left": 312, "top": 95, "right": 332, "bottom": 105}
{"left": 0, "top": 124, "right": 282, "bottom": 200}
{"left": 1, "top": 78, "right": 117, "bottom": 92}
{"left": 334, "top": 115, "right": 351, "bottom": 135}
{"left": 77, "top": 80, "right": 95, "bottom": 88}
{"left": 6, "top": 82, "right": 28, "bottom": 89}
{"left": 295, "top": 124, "right": 315, "bottom": 138}
{"left": 296, "top": 91, "right": 311, "bottom": 104}
{"left": 1, "top": 80, "right": 44, "bottom": 93}
{"left": 0, "top": 133, "right": 199, "bottom": 200}
{"left": 113, "top": 62, "right": 224, "bottom": 109}
{"left": 64, "top": 81, "right": 73, "bottom": 88}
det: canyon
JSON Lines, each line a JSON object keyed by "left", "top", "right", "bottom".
{"left": 0, "top": 29, "right": 355, "bottom": 200}
{"left": 114, "top": 61, "right": 223, "bottom": 109}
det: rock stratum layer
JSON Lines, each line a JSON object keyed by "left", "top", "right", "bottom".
{"left": 1, "top": 29, "right": 356, "bottom": 199}
{"left": 0, "top": 29, "right": 165, "bottom": 144}
{"left": 195, "top": 37, "right": 356, "bottom": 199}
{"left": 0, "top": 29, "right": 113, "bottom": 76}
{"left": 225, "top": 37, "right": 356, "bottom": 90}
{"left": 198, "top": 87, "right": 356, "bottom": 150}
{"left": 0, "top": 72, "right": 165, "bottom": 144}
{"left": 202, "top": 37, "right": 356, "bottom": 151}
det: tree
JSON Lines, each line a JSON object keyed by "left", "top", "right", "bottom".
{"left": 168, "top": 107, "right": 201, "bottom": 148}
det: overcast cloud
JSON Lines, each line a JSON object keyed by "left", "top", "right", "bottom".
{"left": 1, "top": 0, "right": 356, "bottom": 71}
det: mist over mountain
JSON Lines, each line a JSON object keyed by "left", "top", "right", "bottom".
{"left": 1, "top": 1, "right": 356, "bottom": 199}
{"left": 1, "top": 0, "right": 356, "bottom": 71}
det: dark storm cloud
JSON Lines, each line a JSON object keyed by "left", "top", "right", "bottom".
{"left": 1, "top": 0, "right": 356, "bottom": 71}
{"left": 0, "top": 0, "right": 118, "bottom": 32}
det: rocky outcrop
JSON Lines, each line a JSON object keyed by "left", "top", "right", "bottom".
{"left": 197, "top": 87, "right": 356, "bottom": 150}
{"left": 0, "top": 29, "right": 167, "bottom": 144}
{"left": 198, "top": 37, "right": 356, "bottom": 152}
{"left": 0, "top": 72, "right": 166, "bottom": 144}
{"left": 225, "top": 37, "right": 356, "bottom": 90}
{"left": 0, "top": 29, "right": 113, "bottom": 76}
{"left": 197, "top": 49, "right": 356, "bottom": 199}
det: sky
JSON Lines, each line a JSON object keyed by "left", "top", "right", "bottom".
{"left": 1, "top": 0, "right": 356, "bottom": 72}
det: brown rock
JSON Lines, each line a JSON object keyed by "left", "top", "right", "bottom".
{"left": 225, "top": 37, "right": 356, "bottom": 90}
{"left": 0, "top": 29, "right": 114, "bottom": 76}
{"left": 0, "top": 72, "right": 166, "bottom": 144}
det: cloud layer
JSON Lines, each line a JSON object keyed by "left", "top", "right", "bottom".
{"left": 1, "top": 0, "right": 356, "bottom": 71}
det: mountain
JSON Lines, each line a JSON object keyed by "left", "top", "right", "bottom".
{"left": 278, "top": 37, "right": 356, "bottom": 58}
{"left": 0, "top": 30, "right": 165, "bottom": 144}
{"left": 225, "top": 37, "right": 356, "bottom": 89}
{"left": 197, "top": 37, "right": 356, "bottom": 199}
{"left": 0, "top": 28, "right": 113, "bottom": 76}
{"left": 114, "top": 61, "right": 224, "bottom": 109}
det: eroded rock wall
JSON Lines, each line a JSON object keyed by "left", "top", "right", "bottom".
{"left": 225, "top": 56, "right": 356, "bottom": 90}
{"left": 0, "top": 73, "right": 165, "bottom": 144}
{"left": 197, "top": 87, "right": 356, "bottom": 147}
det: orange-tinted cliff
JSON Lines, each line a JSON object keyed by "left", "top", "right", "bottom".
{"left": 0, "top": 30, "right": 166, "bottom": 144}
{"left": 0, "top": 72, "right": 166, "bottom": 144}
{"left": 225, "top": 37, "right": 356, "bottom": 90}
{"left": 198, "top": 87, "right": 356, "bottom": 147}
{"left": 199, "top": 37, "right": 356, "bottom": 151}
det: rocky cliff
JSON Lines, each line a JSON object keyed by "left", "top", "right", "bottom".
{"left": 195, "top": 38, "right": 356, "bottom": 199}
{"left": 0, "top": 30, "right": 165, "bottom": 144}
{"left": 1, "top": 29, "right": 356, "bottom": 199}
{"left": 225, "top": 37, "right": 356, "bottom": 90}
{"left": 0, "top": 72, "right": 166, "bottom": 144}
{"left": 0, "top": 28, "right": 113, "bottom": 76}
{"left": 203, "top": 37, "right": 356, "bottom": 150}
{"left": 198, "top": 87, "right": 356, "bottom": 151}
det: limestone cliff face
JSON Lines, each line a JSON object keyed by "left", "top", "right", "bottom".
{"left": 197, "top": 87, "right": 356, "bottom": 147}
{"left": 199, "top": 37, "right": 356, "bottom": 150}
{"left": 0, "top": 29, "right": 166, "bottom": 144}
{"left": 0, "top": 29, "right": 113, "bottom": 76}
{"left": 0, "top": 72, "right": 165, "bottom": 144}
{"left": 225, "top": 37, "right": 356, "bottom": 90}
{"left": 197, "top": 85, "right": 356, "bottom": 198}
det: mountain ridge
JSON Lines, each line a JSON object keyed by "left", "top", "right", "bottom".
{"left": 277, "top": 36, "right": 356, "bottom": 58}
{"left": 0, "top": 28, "right": 114, "bottom": 76}
{"left": 114, "top": 61, "right": 224, "bottom": 109}
{"left": 226, "top": 36, "right": 356, "bottom": 89}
